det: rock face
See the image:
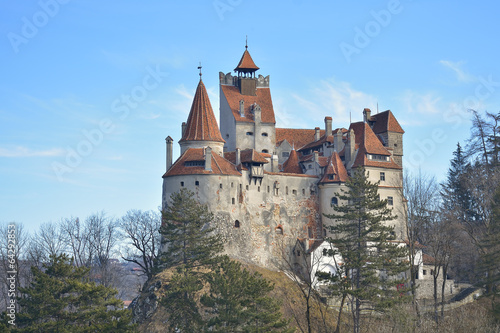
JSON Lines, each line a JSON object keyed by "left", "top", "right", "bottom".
{"left": 130, "top": 279, "right": 161, "bottom": 324}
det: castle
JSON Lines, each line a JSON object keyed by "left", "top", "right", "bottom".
{"left": 161, "top": 45, "right": 406, "bottom": 272}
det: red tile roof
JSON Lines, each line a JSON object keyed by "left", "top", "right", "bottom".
{"left": 221, "top": 85, "right": 276, "bottom": 124}
{"left": 240, "top": 149, "right": 269, "bottom": 164}
{"left": 370, "top": 110, "right": 404, "bottom": 134}
{"left": 350, "top": 122, "right": 402, "bottom": 170}
{"left": 224, "top": 149, "right": 269, "bottom": 165}
{"left": 300, "top": 153, "right": 329, "bottom": 167}
{"left": 282, "top": 149, "right": 302, "bottom": 174}
{"left": 319, "top": 152, "right": 349, "bottom": 183}
{"left": 298, "top": 134, "right": 334, "bottom": 152}
{"left": 234, "top": 49, "right": 260, "bottom": 72}
{"left": 180, "top": 80, "right": 225, "bottom": 143}
{"left": 422, "top": 253, "right": 437, "bottom": 265}
{"left": 276, "top": 128, "right": 324, "bottom": 150}
{"left": 163, "top": 148, "right": 241, "bottom": 177}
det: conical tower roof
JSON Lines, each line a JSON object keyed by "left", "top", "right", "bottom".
{"left": 234, "top": 47, "right": 260, "bottom": 73}
{"left": 180, "top": 79, "right": 225, "bottom": 143}
{"left": 282, "top": 149, "right": 303, "bottom": 174}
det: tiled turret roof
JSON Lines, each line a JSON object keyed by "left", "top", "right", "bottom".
{"left": 282, "top": 149, "right": 302, "bottom": 174}
{"left": 319, "top": 152, "right": 349, "bottom": 183}
{"left": 179, "top": 80, "right": 225, "bottom": 143}
{"left": 370, "top": 110, "right": 405, "bottom": 134}
{"left": 163, "top": 148, "right": 240, "bottom": 177}
{"left": 234, "top": 49, "right": 260, "bottom": 72}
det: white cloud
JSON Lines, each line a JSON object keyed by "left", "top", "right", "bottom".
{"left": 440, "top": 60, "right": 475, "bottom": 83}
{"left": 0, "top": 146, "right": 64, "bottom": 158}
{"left": 283, "top": 78, "right": 377, "bottom": 127}
{"left": 399, "top": 90, "right": 441, "bottom": 115}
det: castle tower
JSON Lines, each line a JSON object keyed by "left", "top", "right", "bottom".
{"left": 219, "top": 43, "right": 276, "bottom": 154}
{"left": 179, "top": 75, "right": 225, "bottom": 155}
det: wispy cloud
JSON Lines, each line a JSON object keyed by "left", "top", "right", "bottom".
{"left": 399, "top": 90, "right": 441, "bottom": 115}
{"left": 440, "top": 60, "right": 475, "bottom": 83}
{"left": 286, "top": 78, "right": 377, "bottom": 126}
{"left": 0, "top": 146, "right": 64, "bottom": 158}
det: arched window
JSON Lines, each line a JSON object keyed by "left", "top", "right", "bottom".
{"left": 275, "top": 226, "right": 283, "bottom": 235}
{"left": 331, "top": 197, "right": 338, "bottom": 206}
{"left": 234, "top": 220, "right": 240, "bottom": 228}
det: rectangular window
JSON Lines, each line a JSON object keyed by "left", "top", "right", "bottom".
{"left": 387, "top": 196, "right": 393, "bottom": 206}
{"left": 195, "top": 181, "right": 199, "bottom": 186}
{"left": 220, "top": 184, "right": 223, "bottom": 189}
{"left": 380, "top": 172, "right": 385, "bottom": 181}
{"left": 267, "top": 186, "right": 270, "bottom": 193}
{"left": 231, "top": 182, "right": 234, "bottom": 188}
{"left": 180, "top": 181, "right": 184, "bottom": 187}
{"left": 282, "top": 152, "right": 290, "bottom": 158}
{"left": 258, "top": 186, "right": 260, "bottom": 192}
{"left": 232, "top": 198, "right": 235, "bottom": 205}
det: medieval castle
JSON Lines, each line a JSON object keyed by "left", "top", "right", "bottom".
{"left": 161, "top": 45, "right": 406, "bottom": 273}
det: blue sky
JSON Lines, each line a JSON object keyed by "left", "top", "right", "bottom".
{"left": 2, "top": 0, "right": 500, "bottom": 231}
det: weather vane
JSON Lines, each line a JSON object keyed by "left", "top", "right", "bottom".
{"left": 198, "top": 62, "right": 202, "bottom": 78}
{"left": 245, "top": 35, "right": 248, "bottom": 49}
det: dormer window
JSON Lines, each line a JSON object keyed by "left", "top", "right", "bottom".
{"left": 185, "top": 161, "right": 205, "bottom": 167}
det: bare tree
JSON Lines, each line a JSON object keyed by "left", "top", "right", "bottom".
{"left": 85, "top": 212, "right": 119, "bottom": 288}
{"left": 30, "top": 221, "right": 66, "bottom": 261}
{"left": 60, "top": 217, "right": 94, "bottom": 268}
{"left": 118, "top": 210, "right": 161, "bottom": 280}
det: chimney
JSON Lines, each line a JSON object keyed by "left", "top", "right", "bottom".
{"left": 235, "top": 148, "right": 241, "bottom": 166}
{"left": 165, "top": 136, "right": 173, "bottom": 171}
{"left": 325, "top": 117, "right": 332, "bottom": 136}
{"left": 181, "top": 122, "right": 187, "bottom": 137}
{"left": 363, "top": 108, "right": 372, "bottom": 123}
{"left": 204, "top": 147, "right": 212, "bottom": 171}
{"left": 346, "top": 129, "right": 356, "bottom": 165}
{"left": 314, "top": 151, "right": 319, "bottom": 163}
{"left": 334, "top": 131, "right": 344, "bottom": 152}
{"left": 239, "top": 100, "right": 245, "bottom": 117}
{"left": 314, "top": 127, "right": 320, "bottom": 141}
{"left": 253, "top": 103, "right": 261, "bottom": 123}
{"left": 271, "top": 154, "right": 279, "bottom": 173}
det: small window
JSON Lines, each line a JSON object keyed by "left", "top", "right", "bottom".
{"left": 246, "top": 185, "right": 249, "bottom": 190}
{"left": 262, "top": 149, "right": 269, "bottom": 154}
{"left": 275, "top": 226, "right": 283, "bottom": 235}
{"left": 387, "top": 196, "right": 393, "bottom": 206}
{"left": 394, "top": 143, "right": 398, "bottom": 147}
{"left": 292, "top": 189, "right": 297, "bottom": 195}
{"left": 258, "top": 186, "right": 261, "bottom": 192}
{"left": 267, "top": 186, "right": 270, "bottom": 193}
{"left": 220, "top": 184, "right": 223, "bottom": 189}
{"left": 423, "top": 270, "right": 427, "bottom": 276}
{"left": 234, "top": 220, "right": 240, "bottom": 228}
{"left": 246, "top": 132, "right": 253, "bottom": 136}
{"left": 262, "top": 132, "right": 268, "bottom": 137}
{"left": 308, "top": 164, "right": 312, "bottom": 169}
{"left": 323, "top": 228, "right": 327, "bottom": 237}
{"left": 297, "top": 250, "right": 301, "bottom": 257}
{"left": 331, "top": 197, "right": 338, "bottom": 206}
{"left": 231, "top": 182, "right": 234, "bottom": 188}
{"left": 180, "top": 181, "right": 184, "bottom": 187}
{"left": 232, "top": 198, "right": 235, "bottom": 204}
{"left": 380, "top": 172, "right": 385, "bottom": 181}
{"left": 282, "top": 152, "right": 290, "bottom": 158}
{"left": 195, "top": 181, "right": 199, "bottom": 186}
{"left": 302, "top": 189, "right": 305, "bottom": 195}
{"left": 286, "top": 186, "right": 289, "bottom": 195}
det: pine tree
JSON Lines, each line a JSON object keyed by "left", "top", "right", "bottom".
{"left": 14, "top": 254, "right": 136, "bottom": 333}
{"left": 321, "top": 167, "right": 409, "bottom": 333}
{"left": 479, "top": 185, "right": 500, "bottom": 307}
{"left": 158, "top": 188, "right": 224, "bottom": 332}
{"left": 201, "top": 256, "right": 294, "bottom": 332}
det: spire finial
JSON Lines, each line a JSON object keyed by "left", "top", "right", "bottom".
{"left": 245, "top": 35, "right": 248, "bottom": 49}
{"left": 198, "top": 62, "right": 202, "bottom": 79}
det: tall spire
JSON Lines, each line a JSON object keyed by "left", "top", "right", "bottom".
{"left": 180, "top": 75, "right": 224, "bottom": 144}
{"left": 234, "top": 39, "right": 259, "bottom": 74}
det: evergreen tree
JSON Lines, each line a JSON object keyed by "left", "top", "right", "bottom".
{"left": 320, "top": 168, "right": 409, "bottom": 333}
{"left": 441, "top": 143, "right": 476, "bottom": 223}
{"left": 14, "top": 254, "right": 136, "bottom": 333}
{"left": 158, "top": 188, "right": 223, "bottom": 270}
{"left": 158, "top": 189, "right": 224, "bottom": 332}
{"left": 201, "top": 256, "right": 294, "bottom": 332}
{"left": 479, "top": 185, "right": 500, "bottom": 307}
